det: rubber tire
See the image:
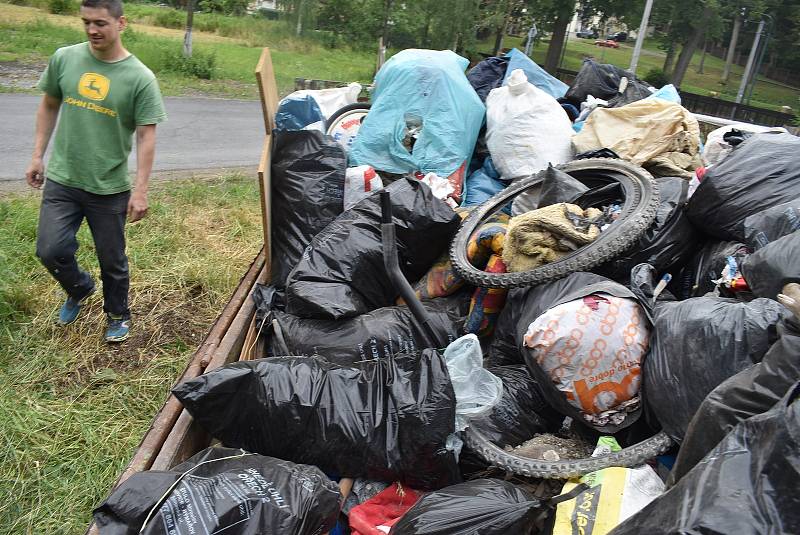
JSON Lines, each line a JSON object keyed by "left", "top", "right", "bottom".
{"left": 324, "top": 102, "right": 371, "bottom": 135}
{"left": 450, "top": 158, "right": 659, "bottom": 289}
{"left": 464, "top": 426, "right": 673, "bottom": 479}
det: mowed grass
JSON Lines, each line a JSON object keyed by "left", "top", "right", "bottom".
{"left": 487, "top": 34, "right": 799, "bottom": 112}
{"left": 0, "top": 3, "right": 376, "bottom": 97}
{"left": 0, "top": 174, "right": 262, "bottom": 533}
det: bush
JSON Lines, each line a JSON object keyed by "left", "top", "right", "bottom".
{"left": 47, "top": 0, "right": 76, "bottom": 14}
{"left": 644, "top": 68, "right": 669, "bottom": 88}
{"left": 198, "top": 0, "right": 248, "bottom": 16}
{"left": 153, "top": 8, "right": 185, "bottom": 29}
{"left": 174, "top": 49, "right": 216, "bottom": 79}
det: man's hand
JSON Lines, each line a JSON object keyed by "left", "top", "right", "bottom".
{"left": 25, "top": 157, "right": 45, "bottom": 189}
{"left": 127, "top": 190, "right": 148, "bottom": 222}
{"left": 778, "top": 283, "right": 800, "bottom": 320}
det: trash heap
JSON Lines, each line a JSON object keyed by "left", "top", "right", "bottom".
{"left": 94, "top": 49, "right": 800, "bottom": 535}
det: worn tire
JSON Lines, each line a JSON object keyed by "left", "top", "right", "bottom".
{"left": 450, "top": 159, "right": 659, "bottom": 289}
{"left": 324, "top": 102, "right": 371, "bottom": 134}
{"left": 464, "top": 426, "right": 673, "bottom": 479}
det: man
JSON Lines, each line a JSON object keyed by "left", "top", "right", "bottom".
{"left": 25, "top": 0, "right": 166, "bottom": 342}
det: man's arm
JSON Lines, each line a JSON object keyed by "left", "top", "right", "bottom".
{"left": 128, "top": 124, "right": 157, "bottom": 223}
{"left": 25, "top": 94, "right": 61, "bottom": 189}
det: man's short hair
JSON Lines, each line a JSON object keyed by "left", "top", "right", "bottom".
{"left": 81, "top": 0, "right": 124, "bottom": 18}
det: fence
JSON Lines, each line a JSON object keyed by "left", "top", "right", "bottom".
{"left": 555, "top": 69, "right": 795, "bottom": 127}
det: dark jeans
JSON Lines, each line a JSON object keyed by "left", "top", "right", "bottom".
{"left": 36, "top": 179, "right": 130, "bottom": 318}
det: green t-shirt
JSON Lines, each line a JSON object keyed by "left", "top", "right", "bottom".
{"left": 38, "top": 42, "right": 167, "bottom": 194}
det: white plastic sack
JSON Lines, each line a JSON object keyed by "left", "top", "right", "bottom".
{"left": 286, "top": 82, "right": 362, "bottom": 120}
{"left": 443, "top": 334, "right": 504, "bottom": 431}
{"left": 702, "top": 123, "right": 786, "bottom": 167}
{"left": 486, "top": 69, "right": 574, "bottom": 180}
{"left": 344, "top": 165, "right": 383, "bottom": 210}
{"left": 523, "top": 294, "right": 649, "bottom": 427}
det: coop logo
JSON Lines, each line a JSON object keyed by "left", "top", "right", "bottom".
{"left": 78, "top": 72, "right": 110, "bottom": 101}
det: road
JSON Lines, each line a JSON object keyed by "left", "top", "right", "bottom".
{"left": 0, "top": 94, "right": 265, "bottom": 191}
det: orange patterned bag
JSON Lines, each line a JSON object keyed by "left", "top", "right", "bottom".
{"left": 523, "top": 294, "right": 649, "bottom": 427}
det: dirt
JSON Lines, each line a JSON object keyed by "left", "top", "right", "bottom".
{"left": 0, "top": 60, "right": 46, "bottom": 91}
{"left": 54, "top": 292, "right": 213, "bottom": 390}
{"left": 505, "top": 433, "right": 594, "bottom": 462}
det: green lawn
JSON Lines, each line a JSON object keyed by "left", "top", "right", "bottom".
{"left": 0, "top": 174, "right": 262, "bottom": 533}
{"left": 482, "top": 34, "right": 799, "bottom": 113}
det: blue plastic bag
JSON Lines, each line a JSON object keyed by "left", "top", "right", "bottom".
{"left": 461, "top": 157, "right": 511, "bottom": 213}
{"left": 349, "top": 49, "right": 485, "bottom": 178}
{"left": 647, "top": 83, "right": 681, "bottom": 104}
{"left": 275, "top": 94, "right": 326, "bottom": 131}
{"left": 502, "top": 48, "right": 568, "bottom": 99}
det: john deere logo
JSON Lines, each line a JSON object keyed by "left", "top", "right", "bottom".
{"left": 78, "top": 73, "right": 110, "bottom": 101}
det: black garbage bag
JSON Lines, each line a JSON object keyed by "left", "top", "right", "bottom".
{"left": 285, "top": 178, "right": 461, "bottom": 320}
{"left": 575, "top": 148, "right": 619, "bottom": 160}
{"left": 669, "top": 239, "right": 750, "bottom": 299}
{"left": 686, "top": 132, "right": 800, "bottom": 241}
{"left": 390, "top": 479, "right": 572, "bottom": 535}
{"left": 467, "top": 56, "right": 510, "bottom": 102}
{"left": 537, "top": 165, "right": 589, "bottom": 208}
{"left": 485, "top": 272, "right": 609, "bottom": 368}
{"left": 741, "top": 231, "right": 800, "bottom": 299}
{"left": 93, "top": 447, "right": 340, "bottom": 535}
{"left": 670, "top": 313, "right": 800, "bottom": 483}
{"left": 609, "top": 383, "right": 800, "bottom": 535}
{"left": 173, "top": 351, "right": 460, "bottom": 490}
{"left": 643, "top": 295, "right": 785, "bottom": 442}
{"left": 271, "top": 130, "right": 346, "bottom": 289}
{"left": 741, "top": 197, "right": 800, "bottom": 249}
{"left": 263, "top": 293, "right": 469, "bottom": 364}
{"left": 564, "top": 59, "right": 639, "bottom": 107}
{"left": 600, "top": 177, "right": 700, "bottom": 282}
{"left": 467, "top": 365, "right": 563, "bottom": 447}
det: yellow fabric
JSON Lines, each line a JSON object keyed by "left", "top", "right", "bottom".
{"left": 502, "top": 203, "right": 602, "bottom": 272}
{"left": 572, "top": 99, "right": 702, "bottom": 178}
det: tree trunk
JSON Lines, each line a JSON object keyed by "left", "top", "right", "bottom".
{"left": 721, "top": 12, "right": 742, "bottom": 84}
{"left": 544, "top": 1, "right": 574, "bottom": 74}
{"left": 663, "top": 43, "right": 676, "bottom": 75}
{"left": 183, "top": 0, "right": 194, "bottom": 57}
{"left": 697, "top": 39, "right": 707, "bottom": 73}
{"left": 671, "top": 6, "right": 713, "bottom": 88}
{"left": 381, "top": 0, "right": 394, "bottom": 47}
{"left": 493, "top": 24, "right": 505, "bottom": 55}
{"left": 295, "top": 0, "right": 304, "bottom": 36}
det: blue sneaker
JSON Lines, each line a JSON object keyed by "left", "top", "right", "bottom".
{"left": 57, "top": 287, "right": 95, "bottom": 325}
{"left": 105, "top": 314, "right": 130, "bottom": 343}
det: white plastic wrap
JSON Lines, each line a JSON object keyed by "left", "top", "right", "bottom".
{"left": 344, "top": 165, "right": 383, "bottom": 210}
{"left": 288, "top": 82, "right": 362, "bottom": 120}
{"left": 485, "top": 69, "right": 575, "bottom": 180}
{"left": 443, "top": 334, "right": 504, "bottom": 432}
{"left": 702, "top": 123, "right": 786, "bottom": 167}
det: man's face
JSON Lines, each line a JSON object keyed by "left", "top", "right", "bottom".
{"left": 80, "top": 6, "right": 126, "bottom": 53}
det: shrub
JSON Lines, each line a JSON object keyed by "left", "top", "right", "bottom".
{"left": 153, "top": 8, "right": 185, "bottom": 29}
{"left": 47, "top": 0, "right": 76, "bottom": 14}
{"left": 643, "top": 68, "right": 669, "bottom": 88}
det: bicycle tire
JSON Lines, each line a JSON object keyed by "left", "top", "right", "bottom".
{"left": 449, "top": 159, "right": 659, "bottom": 289}
{"left": 324, "top": 102, "right": 371, "bottom": 135}
{"left": 464, "top": 426, "right": 673, "bottom": 479}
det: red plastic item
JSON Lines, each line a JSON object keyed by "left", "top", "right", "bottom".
{"left": 349, "top": 483, "right": 422, "bottom": 535}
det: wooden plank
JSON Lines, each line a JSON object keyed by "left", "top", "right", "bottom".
{"left": 256, "top": 137, "right": 272, "bottom": 283}
{"left": 255, "top": 48, "right": 280, "bottom": 135}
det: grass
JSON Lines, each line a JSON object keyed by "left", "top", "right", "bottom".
{"left": 0, "top": 173, "right": 262, "bottom": 533}
{"left": 0, "top": 2, "right": 376, "bottom": 97}
{"left": 483, "top": 34, "right": 799, "bottom": 112}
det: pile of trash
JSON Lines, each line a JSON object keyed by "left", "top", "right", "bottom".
{"left": 94, "top": 49, "right": 800, "bottom": 535}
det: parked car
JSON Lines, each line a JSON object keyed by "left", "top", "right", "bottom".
{"left": 607, "top": 31, "right": 628, "bottom": 42}
{"left": 595, "top": 39, "right": 620, "bottom": 49}
{"left": 576, "top": 28, "right": 599, "bottom": 39}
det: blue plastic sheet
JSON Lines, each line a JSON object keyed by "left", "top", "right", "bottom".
{"left": 501, "top": 48, "right": 568, "bottom": 99}
{"left": 275, "top": 94, "right": 326, "bottom": 131}
{"left": 349, "top": 49, "right": 485, "bottom": 178}
{"left": 461, "top": 157, "right": 510, "bottom": 213}
{"left": 647, "top": 83, "right": 681, "bottom": 104}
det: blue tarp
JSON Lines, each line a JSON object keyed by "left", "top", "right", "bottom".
{"left": 461, "top": 157, "right": 511, "bottom": 214}
{"left": 274, "top": 94, "right": 326, "bottom": 131}
{"left": 349, "top": 49, "right": 485, "bottom": 178}
{"left": 502, "top": 48, "right": 568, "bottom": 99}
